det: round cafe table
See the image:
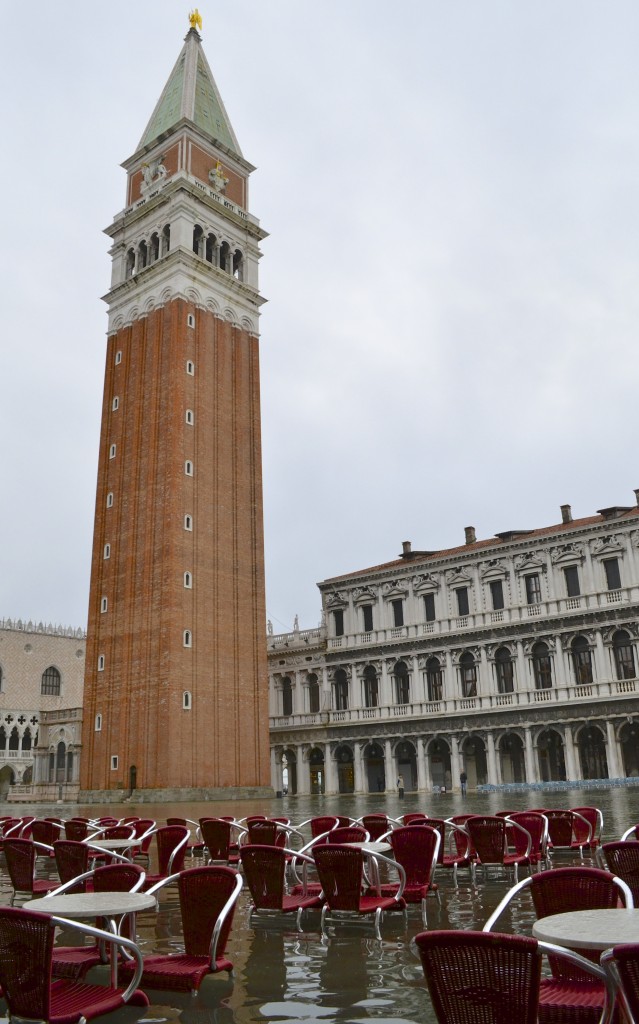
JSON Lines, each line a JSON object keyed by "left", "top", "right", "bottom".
{"left": 532, "top": 909, "right": 639, "bottom": 951}
{"left": 345, "top": 841, "right": 392, "bottom": 854}
{"left": 24, "top": 891, "right": 157, "bottom": 984}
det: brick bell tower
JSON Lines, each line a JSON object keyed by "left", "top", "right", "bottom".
{"left": 80, "top": 14, "right": 272, "bottom": 801}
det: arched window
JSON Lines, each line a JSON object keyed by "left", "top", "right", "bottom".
{"left": 333, "top": 669, "right": 349, "bottom": 710}
{"left": 233, "top": 249, "right": 244, "bottom": 280}
{"left": 363, "top": 665, "right": 379, "bottom": 708}
{"left": 22, "top": 727, "right": 32, "bottom": 752}
{"left": 125, "top": 248, "right": 135, "bottom": 279}
{"left": 394, "top": 660, "right": 410, "bottom": 704}
{"left": 192, "top": 225, "right": 204, "bottom": 256}
{"left": 426, "top": 657, "right": 442, "bottom": 701}
{"left": 41, "top": 666, "right": 61, "bottom": 696}
{"left": 0, "top": 727, "right": 6, "bottom": 750}
{"left": 137, "top": 240, "right": 148, "bottom": 269}
{"left": 9, "top": 727, "right": 19, "bottom": 751}
{"left": 495, "top": 647, "right": 514, "bottom": 693}
{"left": 55, "top": 741, "right": 66, "bottom": 783}
{"left": 308, "top": 673, "right": 320, "bottom": 713}
{"left": 613, "top": 629, "right": 636, "bottom": 680}
{"left": 572, "top": 635, "right": 593, "bottom": 685}
{"left": 95, "top": 713, "right": 102, "bottom": 732}
{"left": 185, "top": 460, "right": 193, "bottom": 476}
{"left": 459, "top": 652, "right": 477, "bottom": 697}
{"left": 183, "top": 630, "right": 192, "bottom": 648}
{"left": 162, "top": 224, "right": 171, "bottom": 255}
{"left": 184, "top": 571, "right": 192, "bottom": 589}
{"left": 281, "top": 677, "right": 293, "bottom": 716}
{"left": 106, "top": 492, "right": 114, "bottom": 508}
{"left": 532, "top": 642, "right": 552, "bottom": 689}
{"left": 182, "top": 691, "right": 192, "bottom": 710}
{"left": 150, "top": 232, "right": 160, "bottom": 262}
{"left": 219, "top": 241, "right": 231, "bottom": 273}
{"left": 205, "top": 233, "right": 217, "bottom": 264}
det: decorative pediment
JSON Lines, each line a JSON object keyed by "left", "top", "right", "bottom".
{"left": 325, "top": 591, "right": 347, "bottom": 609}
{"left": 413, "top": 573, "right": 440, "bottom": 594}
{"left": 383, "top": 579, "right": 409, "bottom": 599}
{"left": 480, "top": 559, "right": 507, "bottom": 582}
{"left": 514, "top": 551, "right": 547, "bottom": 574}
{"left": 352, "top": 587, "right": 377, "bottom": 606}
{"left": 591, "top": 534, "right": 624, "bottom": 558}
{"left": 550, "top": 543, "right": 584, "bottom": 565}
{"left": 445, "top": 567, "right": 473, "bottom": 587}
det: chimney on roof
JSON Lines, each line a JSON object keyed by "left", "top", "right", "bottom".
{"left": 402, "top": 541, "right": 412, "bottom": 557}
{"left": 634, "top": 489, "right": 639, "bottom": 507}
{"left": 465, "top": 526, "right": 476, "bottom": 545}
{"left": 560, "top": 504, "right": 573, "bottom": 524}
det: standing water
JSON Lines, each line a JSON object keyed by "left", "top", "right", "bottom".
{"left": 5, "top": 786, "right": 639, "bottom": 1024}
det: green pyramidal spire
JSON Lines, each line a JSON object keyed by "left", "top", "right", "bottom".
{"left": 138, "top": 27, "right": 242, "bottom": 156}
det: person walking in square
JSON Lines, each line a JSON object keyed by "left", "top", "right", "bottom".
{"left": 397, "top": 774, "right": 405, "bottom": 799}
{"left": 460, "top": 770, "right": 467, "bottom": 796}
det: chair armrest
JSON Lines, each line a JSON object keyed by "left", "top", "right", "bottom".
{"left": 482, "top": 876, "right": 532, "bottom": 931}
{"left": 209, "top": 871, "right": 243, "bottom": 967}
{"left": 369, "top": 851, "right": 406, "bottom": 900}
{"left": 50, "top": 915, "right": 145, "bottom": 1002}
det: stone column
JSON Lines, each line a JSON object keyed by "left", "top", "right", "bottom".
{"left": 380, "top": 660, "right": 393, "bottom": 707}
{"left": 353, "top": 741, "right": 363, "bottom": 794}
{"left": 297, "top": 744, "right": 310, "bottom": 795}
{"left": 485, "top": 731, "right": 499, "bottom": 785}
{"left": 270, "top": 746, "right": 282, "bottom": 793}
{"left": 321, "top": 666, "right": 331, "bottom": 710}
{"left": 416, "top": 738, "right": 427, "bottom": 792}
{"left": 444, "top": 651, "right": 455, "bottom": 702}
{"left": 384, "top": 738, "right": 394, "bottom": 792}
{"left": 450, "top": 734, "right": 461, "bottom": 791}
{"left": 479, "top": 647, "right": 490, "bottom": 698}
{"left": 516, "top": 641, "right": 528, "bottom": 693}
{"left": 412, "top": 655, "right": 421, "bottom": 703}
{"left": 563, "top": 726, "right": 579, "bottom": 780}
{"left": 324, "top": 743, "right": 337, "bottom": 794}
{"left": 605, "top": 720, "right": 621, "bottom": 778}
{"left": 593, "top": 631, "right": 608, "bottom": 686}
{"left": 524, "top": 726, "right": 537, "bottom": 783}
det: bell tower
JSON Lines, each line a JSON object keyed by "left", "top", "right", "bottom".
{"left": 80, "top": 16, "right": 271, "bottom": 800}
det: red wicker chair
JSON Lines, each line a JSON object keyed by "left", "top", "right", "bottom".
{"left": 326, "top": 826, "right": 369, "bottom": 844}
{"left": 140, "top": 825, "right": 189, "bottom": 889}
{"left": 466, "top": 814, "right": 532, "bottom": 882}
{"left": 427, "top": 817, "right": 472, "bottom": 884}
{"left": 377, "top": 825, "right": 440, "bottom": 924}
{"left": 200, "top": 818, "right": 240, "bottom": 865}
{"left": 403, "top": 813, "right": 429, "bottom": 825}
{"left": 545, "top": 810, "right": 592, "bottom": 859}
{"left": 64, "top": 819, "right": 90, "bottom": 841}
{"left": 360, "top": 814, "right": 392, "bottom": 840}
{"left": 243, "top": 819, "right": 284, "bottom": 846}
{"left": 166, "top": 817, "right": 205, "bottom": 858}
{"left": 297, "top": 816, "right": 340, "bottom": 838}
{"left": 313, "top": 844, "right": 405, "bottom": 939}
{"left": 601, "top": 942, "right": 639, "bottom": 1024}
{"left": 120, "top": 866, "right": 242, "bottom": 992}
{"left": 240, "top": 845, "right": 322, "bottom": 929}
{"left": 483, "top": 866, "right": 632, "bottom": 1024}
{"left": 54, "top": 840, "right": 93, "bottom": 893}
{"left": 0, "top": 906, "right": 148, "bottom": 1023}
{"left": 416, "top": 929, "right": 608, "bottom": 1024}
{"left": 509, "top": 811, "right": 550, "bottom": 871}
{"left": 571, "top": 807, "right": 603, "bottom": 850}
{"left": 600, "top": 841, "right": 639, "bottom": 904}
{"left": 31, "top": 819, "right": 64, "bottom": 850}
{"left": 4, "top": 838, "right": 58, "bottom": 903}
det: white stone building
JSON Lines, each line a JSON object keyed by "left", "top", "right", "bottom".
{"left": 268, "top": 495, "right": 639, "bottom": 795}
{"left": 0, "top": 620, "right": 85, "bottom": 802}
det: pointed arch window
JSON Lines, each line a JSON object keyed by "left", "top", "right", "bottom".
{"left": 41, "top": 666, "right": 61, "bottom": 696}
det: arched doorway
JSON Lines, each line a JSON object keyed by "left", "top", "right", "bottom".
{"left": 0, "top": 765, "right": 14, "bottom": 799}
{"left": 283, "top": 748, "right": 297, "bottom": 795}
{"left": 395, "top": 740, "right": 417, "bottom": 791}
{"left": 619, "top": 721, "right": 639, "bottom": 776}
{"left": 537, "top": 729, "right": 566, "bottom": 781}
{"left": 427, "top": 738, "right": 451, "bottom": 791}
{"left": 308, "top": 747, "right": 325, "bottom": 794}
{"left": 335, "top": 744, "right": 354, "bottom": 793}
{"left": 364, "top": 741, "right": 385, "bottom": 792}
{"left": 498, "top": 732, "right": 525, "bottom": 783}
{"left": 577, "top": 724, "right": 608, "bottom": 779}
{"left": 460, "top": 735, "right": 487, "bottom": 787}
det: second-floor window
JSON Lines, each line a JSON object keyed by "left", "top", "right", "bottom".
{"left": 362, "top": 604, "right": 373, "bottom": 632}
{"left": 459, "top": 652, "right": 477, "bottom": 697}
{"left": 392, "top": 599, "right": 404, "bottom": 627}
{"left": 423, "top": 593, "right": 436, "bottom": 622}
{"left": 603, "top": 557, "right": 622, "bottom": 591}
{"left": 490, "top": 580, "right": 504, "bottom": 610}
{"left": 456, "top": 587, "right": 469, "bottom": 616}
{"left": 532, "top": 642, "right": 552, "bottom": 689}
{"left": 308, "top": 674, "right": 320, "bottom": 713}
{"left": 613, "top": 630, "right": 636, "bottom": 680}
{"left": 572, "top": 636, "right": 593, "bottom": 685}
{"left": 281, "top": 677, "right": 293, "bottom": 716}
{"left": 525, "top": 573, "right": 542, "bottom": 604}
{"left": 426, "top": 657, "right": 443, "bottom": 701}
{"left": 564, "top": 565, "right": 581, "bottom": 597}
{"left": 333, "top": 609, "right": 344, "bottom": 637}
{"left": 333, "top": 669, "right": 349, "bottom": 710}
{"left": 495, "top": 646, "right": 514, "bottom": 693}
{"left": 394, "top": 661, "right": 410, "bottom": 704}
{"left": 363, "top": 666, "right": 379, "bottom": 707}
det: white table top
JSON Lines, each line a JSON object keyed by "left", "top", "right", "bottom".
{"left": 345, "top": 841, "right": 392, "bottom": 854}
{"left": 84, "top": 838, "right": 136, "bottom": 850}
{"left": 24, "top": 891, "right": 157, "bottom": 918}
{"left": 532, "top": 909, "right": 639, "bottom": 950}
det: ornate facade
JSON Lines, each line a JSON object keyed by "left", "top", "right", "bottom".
{"left": 268, "top": 497, "right": 639, "bottom": 794}
{"left": 0, "top": 620, "right": 85, "bottom": 802}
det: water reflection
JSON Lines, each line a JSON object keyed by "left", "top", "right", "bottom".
{"left": 4, "top": 786, "right": 638, "bottom": 1024}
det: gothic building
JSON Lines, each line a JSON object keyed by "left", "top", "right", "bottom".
{"left": 81, "top": 18, "right": 271, "bottom": 800}
{"left": 268, "top": 495, "right": 639, "bottom": 794}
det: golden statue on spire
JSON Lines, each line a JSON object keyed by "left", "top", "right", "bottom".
{"left": 189, "top": 9, "right": 203, "bottom": 31}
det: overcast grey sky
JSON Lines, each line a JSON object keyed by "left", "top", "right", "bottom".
{"left": 1, "top": 2, "right": 639, "bottom": 634}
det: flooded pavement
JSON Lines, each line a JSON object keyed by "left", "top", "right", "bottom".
{"left": 5, "top": 786, "right": 639, "bottom": 1024}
